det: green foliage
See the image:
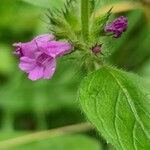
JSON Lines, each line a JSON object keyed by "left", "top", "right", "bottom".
{"left": 0, "top": 60, "right": 85, "bottom": 131}
{"left": 138, "top": 59, "right": 150, "bottom": 81}
{"left": 79, "top": 66, "right": 150, "bottom": 150}
{"left": 0, "top": 0, "right": 40, "bottom": 43}
{"left": 22, "top": 0, "right": 65, "bottom": 9}
{"left": 0, "top": 45, "right": 14, "bottom": 75}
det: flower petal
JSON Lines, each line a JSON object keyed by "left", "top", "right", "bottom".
{"left": 41, "top": 41, "right": 72, "bottom": 58}
{"left": 43, "top": 58, "right": 56, "bottom": 79}
{"left": 13, "top": 41, "right": 37, "bottom": 58}
{"left": 34, "top": 34, "right": 55, "bottom": 47}
{"left": 13, "top": 34, "right": 55, "bottom": 58}
{"left": 28, "top": 66, "right": 44, "bottom": 81}
{"left": 19, "top": 57, "right": 35, "bottom": 73}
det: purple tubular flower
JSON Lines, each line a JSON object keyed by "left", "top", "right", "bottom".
{"left": 41, "top": 41, "right": 72, "bottom": 58}
{"left": 104, "top": 16, "right": 128, "bottom": 38}
{"left": 13, "top": 34, "right": 55, "bottom": 58}
{"left": 13, "top": 34, "right": 72, "bottom": 81}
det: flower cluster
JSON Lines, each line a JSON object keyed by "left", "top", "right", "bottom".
{"left": 13, "top": 34, "right": 72, "bottom": 81}
{"left": 13, "top": 14, "right": 128, "bottom": 81}
{"left": 105, "top": 16, "right": 128, "bottom": 38}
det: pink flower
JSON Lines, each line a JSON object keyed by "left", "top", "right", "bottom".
{"left": 13, "top": 34, "right": 72, "bottom": 81}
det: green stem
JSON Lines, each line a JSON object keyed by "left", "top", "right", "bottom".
{"left": 81, "top": 0, "right": 89, "bottom": 42}
{"left": 0, "top": 122, "right": 92, "bottom": 149}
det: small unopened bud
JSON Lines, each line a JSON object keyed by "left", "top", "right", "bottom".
{"left": 91, "top": 44, "right": 102, "bottom": 54}
{"left": 105, "top": 16, "right": 128, "bottom": 38}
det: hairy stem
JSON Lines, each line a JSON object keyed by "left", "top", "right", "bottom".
{"left": 0, "top": 122, "right": 92, "bottom": 149}
{"left": 81, "top": 0, "right": 89, "bottom": 42}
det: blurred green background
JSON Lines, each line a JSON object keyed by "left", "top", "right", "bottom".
{"left": 0, "top": 0, "right": 149, "bottom": 149}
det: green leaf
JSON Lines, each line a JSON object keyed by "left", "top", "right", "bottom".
{"left": 79, "top": 66, "right": 150, "bottom": 150}
{"left": 22, "top": 0, "right": 65, "bottom": 9}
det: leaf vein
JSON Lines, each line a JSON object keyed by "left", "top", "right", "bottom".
{"left": 133, "top": 121, "right": 138, "bottom": 150}
{"left": 114, "top": 90, "right": 126, "bottom": 150}
{"left": 105, "top": 67, "right": 150, "bottom": 140}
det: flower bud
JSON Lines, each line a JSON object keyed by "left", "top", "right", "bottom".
{"left": 105, "top": 16, "right": 128, "bottom": 38}
{"left": 91, "top": 44, "right": 102, "bottom": 54}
